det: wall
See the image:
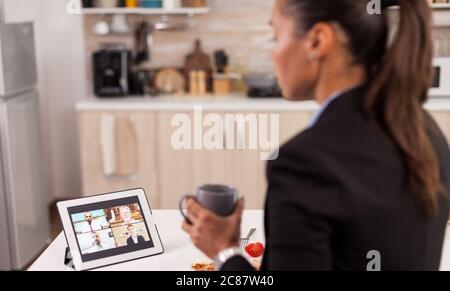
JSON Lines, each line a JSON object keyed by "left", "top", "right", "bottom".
{"left": 2, "top": 0, "right": 87, "bottom": 201}
{"left": 38, "top": 0, "right": 87, "bottom": 201}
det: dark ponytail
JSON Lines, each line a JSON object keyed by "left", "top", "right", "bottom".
{"left": 283, "top": 0, "right": 442, "bottom": 218}
{"left": 365, "top": 0, "right": 440, "bottom": 218}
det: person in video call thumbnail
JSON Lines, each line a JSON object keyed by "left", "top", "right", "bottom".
{"left": 78, "top": 212, "right": 109, "bottom": 233}
{"left": 86, "top": 232, "right": 115, "bottom": 254}
{"left": 126, "top": 224, "right": 146, "bottom": 246}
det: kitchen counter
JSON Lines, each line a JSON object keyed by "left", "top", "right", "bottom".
{"left": 27, "top": 210, "right": 450, "bottom": 271}
{"left": 76, "top": 95, "right": 450, "bottom": 112}
{"left": 76, "top": 95, "right": 318, "bottom": 112}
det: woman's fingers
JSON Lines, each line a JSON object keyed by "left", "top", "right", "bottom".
{"left": 185, "top": 198, "right": 201, "bottom": 223}
{"left": 182, "top": 218, "right": 202, "bottom": 246}
{"left": 237, "top": 197, "right": 245, "bottom": 212}
{"left": 234, "top": 197, "right": 245, "bottom": 219}
{"left": 182, "top": 219, "right": 193, "bottom": 234}
{"left": 186, "top": 198, "right": 202, "bottom": 215}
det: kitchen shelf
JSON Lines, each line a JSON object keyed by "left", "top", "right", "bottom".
{"left": 430, "top": 3, "right": 450, "bottom": 27}
{"left": 388, "top": 3, "right": 450, "bottom": 9}
{"left": 430, "top": 3, "right": 450, "bottom": 9}
{"left": 81, "top": 7, "right": 211, "bottom": 15}
{"left": 388, "top": 3, "right": 450, "bottom": 27}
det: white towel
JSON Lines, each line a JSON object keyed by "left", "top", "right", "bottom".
{"left": 114, "top": 115, "right": 138, "bottom": 177}
{"left": 100, "top": 114, "right": 117, "bottom": 177}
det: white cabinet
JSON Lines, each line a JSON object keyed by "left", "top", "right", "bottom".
{"left": 431, "top": 112, "right": 450, "bottom": 141}
{"left": 157, "top": 111, "right": 266, "bottom": 209}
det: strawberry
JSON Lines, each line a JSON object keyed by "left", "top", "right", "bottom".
{"left": 245, "top": 242, "right": 265, "bottom": 258}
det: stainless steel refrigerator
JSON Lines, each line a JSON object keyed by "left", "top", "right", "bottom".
{"left": 0, "top": 22, "right": 50, "bottom": 270}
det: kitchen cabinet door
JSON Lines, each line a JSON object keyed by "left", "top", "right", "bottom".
{"left": 430, "top": 112, "right": 450, "bottom": 143}
{"left": 157, "top": 112, "right": 239, "bottom": 208}
{"left": 157, "top": 112, "right": 204, "bottom": 209}
{"left": 158, "top": 111, "right": 265, "bottom": 209}
{"left": 279, "top": 112, "right": 314, "bottom": 144}
{"left": 430, "top": 111, "right": 450, "bottom": 222}
{"left": 78, "top": 112, "right": 160, "bottom": 207}
{"left": 156, "top": 111, "right": 313, "bottom": 210}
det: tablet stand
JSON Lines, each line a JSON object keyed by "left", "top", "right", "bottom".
{"left": 64, "top": 247, "right": 75, "bottom": 270}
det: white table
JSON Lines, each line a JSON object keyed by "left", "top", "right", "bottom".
{"left": 28, "top": 210, "right": 265, "bottom": 271}
{"left": 28, "top": 210, "right": 450, "bottom": 271}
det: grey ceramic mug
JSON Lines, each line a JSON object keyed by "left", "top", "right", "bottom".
{"left": 179, "top": 184, "right": 239, "bottom": 224}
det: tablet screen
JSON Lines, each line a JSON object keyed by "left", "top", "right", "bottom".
{"left": 68, "top": 196, "right": 155, "bottom": 262}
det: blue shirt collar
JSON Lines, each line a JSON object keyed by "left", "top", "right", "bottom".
{"left": 308, "top": 85, "right": 361, "bottom": 128}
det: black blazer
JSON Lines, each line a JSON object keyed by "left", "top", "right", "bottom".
{"left": 222, "top": 86, "right": 450, "bottom": 271}
{"left": 126, "top": 235, "right": 146, "bottom": 246}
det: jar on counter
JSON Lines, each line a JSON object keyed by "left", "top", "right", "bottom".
{"left": 125, "top": 0, "right": 138, "bottom": 8}
{"left": 96, "top": 0, "right": 118, "bottom": 8}
{"left": 140, "top": 0, "right": 163, "bottom": 8}
{"left": 163, "top": 0, "right": 181, "bottom": 9}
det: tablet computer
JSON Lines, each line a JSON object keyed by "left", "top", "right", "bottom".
{"left": 57, "top": 188, "right": 164, "bottom": 271}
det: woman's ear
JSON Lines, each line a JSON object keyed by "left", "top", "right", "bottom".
{"left": 304, "top": 22, "right": 335, "bottom": 62}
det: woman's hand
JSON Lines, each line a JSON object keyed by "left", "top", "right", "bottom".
{"left": 182, "top": 198, "right": 244, "bottom": 259}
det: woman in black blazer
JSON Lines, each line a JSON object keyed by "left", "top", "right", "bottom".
{"left": 182, "top": 0, "right": 450, "bottom": 271}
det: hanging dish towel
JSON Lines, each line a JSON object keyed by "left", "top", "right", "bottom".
{"left": 100, "top": 114, "right": 117, "bottom": 177}
{"left": 100, "top": 114, "right": 139, "bottom": 177}
{"left": 115, "top": 115, "right": 138, "bottom": 177}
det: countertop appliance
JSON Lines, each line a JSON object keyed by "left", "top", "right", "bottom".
{"left": 244, "top": 73, "right": 282, "bottom": 98}
{"left": 247, "top": 86, "right": 283, "bottom": 98}
{"left": 0, "top": 22, "right": 50, "bottom": 270}
{"left": 93, "top": 47, "right": 133, "bottom": 97}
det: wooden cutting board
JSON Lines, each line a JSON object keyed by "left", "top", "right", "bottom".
{"left": 184, "top": 39, "right": 211, "bottom": 71}
{"left": 184, "top": 39, "right": 212, "bottom": 91}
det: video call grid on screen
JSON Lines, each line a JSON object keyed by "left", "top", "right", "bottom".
{"left": 68, "top": 196, "right": 155, "bottom": 262}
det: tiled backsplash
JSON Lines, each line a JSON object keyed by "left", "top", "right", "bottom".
{"left": 84, "top": 0, "right": 276, "bottom": 76}
{"left": 435, "top": 28, "right": 450, "bottom": 57}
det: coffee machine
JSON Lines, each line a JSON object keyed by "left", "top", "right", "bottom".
{"left": 93, "top": 47, "right": 133, "bottom": 97}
